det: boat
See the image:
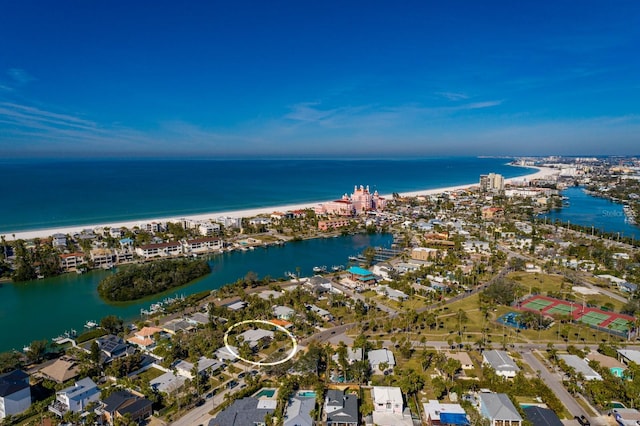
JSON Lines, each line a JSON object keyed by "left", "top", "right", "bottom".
{"left": 331, "top": 265, "right": 344, "bottom": 272}
{"left": 84, "top": 320, "right": 98, "bottom": 329}
{"left": 313, "top": 266, "right": 327, "bottom": 273}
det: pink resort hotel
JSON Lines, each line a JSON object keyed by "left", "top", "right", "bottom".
{"left": 315, "top": 185, "right": 387, "bottom": 217}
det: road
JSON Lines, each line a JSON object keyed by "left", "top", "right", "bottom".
{"left": 521, "top": 350, "right": 606, "bottom": 426}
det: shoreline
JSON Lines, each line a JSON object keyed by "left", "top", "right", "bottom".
{"left": 5, "top": 166, "right": 557, "bottom": 241}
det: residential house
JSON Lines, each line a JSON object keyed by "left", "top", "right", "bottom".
{"left": 478, "top": 393, "right": 522, "bottom": 426}
{"left": 59, "top": 252, "right": 85, "bottom": 271}
{"left": 284, "top": 391, "right": 315, "bottom": 426}
{"left": 482, "top": 350, "right": 520, "bottom": 378}
{"left": 238, "top": 329, "right": 274, "bottom": 349}
{"left": 324, "top": 389, "right": 359, "bottom": 426}
{"left": 51, "top": 233, "right": 67, "bottom": 249}
{"left": 109, "top": 228, "right": 124, "bottom": 238}
{"left": 90, "top": 248, "right": 114, "bottom": 267}
{"left": 135, "top": 242, "right": 182, "bottom": 259}
{"left": 368, "top": 349, "right": 396, "bottom": 374}
{"left": 332, "top": 347, "right": 363, "bottom": 365}
{"left": 174, "top": 357, "right": 223, "bottom": 379}
{"left": 38, "top": 356, "right": 80, "bottom": 383}
{"left": 100, "top": 390, "right": 152, "bottom": 425}
{"left": 557, "top": 354, "right": 602, "bottom": 381}
{"left": 346, "top": 266, "right": 377, "bottom": 286}
{"left": 304, "top": 276, "right": 334, "bottom": 295}
{"left": 447, "top": 351, "right": 475, "bottom": 370}
{"left": 585, "top": 351, "right": 626, "bottom": 378}
{"left": 119, "top": 238, "right": 134, "bottom": 250}
{"left": 318, "top": 218, "right": 351, "bottom": 231}
{"left": 182, "top": 237, "right": 222, "bottom": 254}
{"left": 371, "top": 386, "right": 412, "bottom": 426}
{"left": 198, "top": 222, "right": 221, "bottom": 236}
{"left": 87, "top": 335, "right": 134, "bottom": 364}
{"left": 411, "top": 247, "right": 440, "bottom": 261}
{"left": 49, "top": 377, "right": 100, "bottom": 416}
{"left": 0, "top": 370, "right": 31, "bottom": 420}
{"left": 214, "top": 346, "right": 238, "bottom": 363}
{"left": 273, "top": 305, "right": 296, "bottom": 320}
{"left": 306, "top": 304, "right": 333, "bottom": 321}
{"left": 618, "top": 349, "right": 640, "bottom": 366}
{"left": 127, "top": 326, "right": 163, "bottom": 350}
{"left": 211, "top": 397, "right": 276, "bottom": 426}
{"left": 423, "top": 400, "right": 468, "bottom": 425}
{"left": 372, "top": 386, "right": 403, "bottom": 415}
{"left": 523, "top": 406, "right": 563, "bottom": 426}
{"left": 375, "top": 285, "right": 408, "bottom": 302}
{"left": 150, "top": 372, "right": 186, "bottom": 394}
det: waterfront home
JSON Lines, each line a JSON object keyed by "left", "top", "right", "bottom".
{"left": 109, "top": 228, "right": 124, "bottom": 238}
{"left": 51, "top": 233, "right": 67, "bottom": 248}
{"left": 558, "top": 354, "right": 602, "bottom": 381}
{"left": 119, "top": 237, "right": 134, "bottom": 249}
{"left": 99, "top": 390, "right": 152, "bottom": 426}
{"left": 346, "top": 266, "right": 377, "bottom": 286}
{"left": 138, "top": 221, "right": 165, "bottom": 233}
{"left": 482, "top": 350, "right": 520, "bottom": 378}
{"left": 59, "top": 252, "right": 85, "bottom": 271}
{"left": 135, "top": 241, "right": 182, "bottom": 259}
{"left": 127, "top": 326, "right": 163, "bottom": 350}
{"left": 38, "top": 356, "right": 80, "bottom": 383}
{"left": 423, "top": 400, "right": 468, "bottom": 426}
{"left": 181, "top": 237, "right": 222, "bottom": 254}
{"left": 318, "top": 218, "right": 351, "bottom": 231}
{"left": 198, "top": 222, "right": 221, "bottom": 236}
{"left": 304, "top": 276, "right": 334, "bottom": 295}
{"left": 325, "top": 389, "right": 359, "bottom": 426}
{"left": 368, "top": 348, "right": 396, "bottom": 374}
{"left": 0, "top": 370, "right": 31, "bottom": 420}
{"left": 216, "top": 216, "right": 242, "bottom": 228}
{"left": 162, "top": 318, "right": 195, "bottom": 334}
{"left": 478, "top": 393, "right": 522, "bottom": 426}
{"left": 90, "top": 248, "right": 114, "bottom": 267}
{"left": 82, "top": 335, "right": 134, "bottom": 364}
{"left": 284, "top": 391, "right": 315, "bottom": 426}
{"left": 248, "top": 217, "right": 271, "bottom": 226}
{"left": 49, "top": 377, "right": 99, "bottom": 416}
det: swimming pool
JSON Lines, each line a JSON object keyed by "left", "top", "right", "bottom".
{"left": 298, "top": 391, "right": 316, "bottom": 398}
{"left": 255, "top": 388, "right": 276, "bottom": 398}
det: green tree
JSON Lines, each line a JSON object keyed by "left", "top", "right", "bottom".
{"left": 100, "top": 315, "right": 124, "bottom": 335}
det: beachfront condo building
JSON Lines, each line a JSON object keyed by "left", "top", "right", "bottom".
{"left": 480, "top": 173, "right": 504, "bottom": 192}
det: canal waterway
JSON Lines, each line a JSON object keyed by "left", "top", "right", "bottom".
{"left": 541, "top": 186, "right": 639, "bottom": 240}
{"left": 0, "top": 233, "right": 391, "bottom": 353}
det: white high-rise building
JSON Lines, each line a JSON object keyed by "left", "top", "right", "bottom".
{"left": 480, "top": 173, "right": 504, "bottom": 192}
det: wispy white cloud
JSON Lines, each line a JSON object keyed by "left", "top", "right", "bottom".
{"left": 436, "top": 91, "right": 469, "bottom": 101}
{"left": 7, "top": 68, "right": 35, "bottom": 86}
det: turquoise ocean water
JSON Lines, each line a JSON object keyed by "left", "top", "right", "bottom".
{"left": 0, "top": 157, "right": 532, "bottom": 233}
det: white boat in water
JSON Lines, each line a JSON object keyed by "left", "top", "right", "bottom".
{"left": 84, "top": 320, "right": 98, "bottom": 329}
{"left": 313, "top": 265, "right": 327, "bottom": 273}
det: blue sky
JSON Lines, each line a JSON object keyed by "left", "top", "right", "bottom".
{"left": 1, "top": 1, "right": 639, "bottom": 158}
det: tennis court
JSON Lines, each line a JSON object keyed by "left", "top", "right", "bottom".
{"left": 578, "top": 311, "right": 609, "bottom": 326}
{"left": 522, "top": 298, "right": 553, "bottom": 311}
{"left": 546, "top": 304, "right": 576, "bottom": 316}
{"left": 607, "top": 318, "right": 633, "bottom": 332}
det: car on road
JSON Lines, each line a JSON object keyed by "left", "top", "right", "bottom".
{"left": 227, "top": 380, "right": 239, "bottom": 389}
{"left": 237, "top": 372, "right": 246, "bottom": 379}
{"left": 574, "top": 415, "right": 591, "bottom": 426}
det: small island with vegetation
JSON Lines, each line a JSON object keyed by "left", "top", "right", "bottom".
{"left": 97, "top": 258, "right": 211, "bottom": 302}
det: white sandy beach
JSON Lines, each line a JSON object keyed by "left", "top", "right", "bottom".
{"left": 6, "top": 166, "right": 557, "bottom": 241}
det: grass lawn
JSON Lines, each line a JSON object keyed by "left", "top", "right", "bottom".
{"left": 136, "top": 366, "right": 165, "bottom": 382}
